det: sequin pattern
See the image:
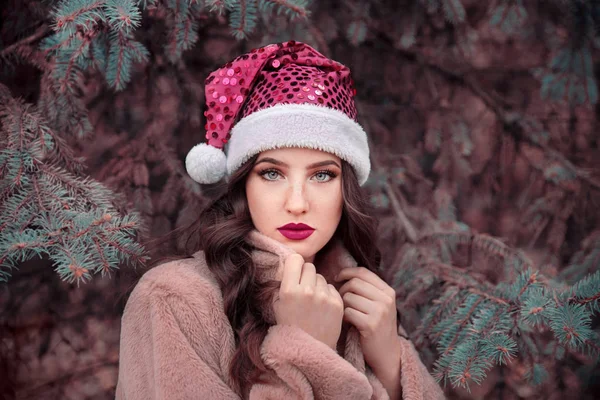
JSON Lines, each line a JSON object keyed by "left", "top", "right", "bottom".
{"left": 202, "top": 41, "right": 358, "bottom": 149}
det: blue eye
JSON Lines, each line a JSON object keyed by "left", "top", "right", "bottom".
{"left": 313, "top": 169, "right": 338, "bottom": 182}
{"left": 264, "top": 170, "right": 280, "bottom": 180}
{"left": 315, "top": 171, "right": 333, "bottom": 181}
{"left": 257, "top": 169, "right": 281, "bottom": 181}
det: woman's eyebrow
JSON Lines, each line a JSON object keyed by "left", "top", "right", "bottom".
{"left": 255, "top": 157, "right": 341, "bottom": 169}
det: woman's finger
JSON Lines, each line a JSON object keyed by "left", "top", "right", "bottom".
{"left": 343, "top": 307, "right": 369, "bottom": 332}
{"left": 342, "top": 292, "right": 377, "bottom": 315}
{"left": 335, "top": 267, "right": 395, "bottom": 298}
{"left": 315, "top": 274, "right": 328, "bottom": 291}
{"left": 328, "top": 283, "right": 341, "bottom": 299}
{"left": 281, "top": 254, "right": 304, "bottom": 291}
{"left": 338, "top": 277, "right": 389, "bottom": 302}
{"left": 299, "top": 262, "right": 317, "bottom": 287}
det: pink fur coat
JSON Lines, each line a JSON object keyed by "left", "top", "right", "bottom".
{"left": 115, "top": 229, "right": 446, "bottom": 400}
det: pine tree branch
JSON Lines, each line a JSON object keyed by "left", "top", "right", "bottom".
{"left": 58, "top": 35, "right": 92, "bottom": 93}
{"left": 410, "top": 52, "right": 600, "bottom": 192}
{"left": 414, "top": 285, "right": 460, "bottom": 345}
{"left": 518, "top": 270, "right": 539, "bottom": 297}
{"left": 382, "top": 177, "right": 418, "bottom": 242}
{"left": 38, "top": 164, "right": 111, "bottom": 210}
{"left": 0, "top": 192, "right": 34, "bottom": 233}
{"left": 0, "top": 24, "right": 51, "bottom": 59}
{"left": 269, "top": 0, "right": 309, "bottom": 17}
{"left": 479, "top": 305, "right": 506, "bottom": 338}
{"left": 584, "top": 338, "right": 600, "bottom": 353}
{"left": 233, "top": 0, "right": 249, "bottom": 38}
{"left": 365, "top": 22, "right": 600, "bottom": 192}
{"left": 433, "top": 296, "right": 485, "bottom": 349}
{"left": 92, "top": 236, "right": 111, "bottom": 275}
{"left": 356, "top": 101, "right": 419, "bottom": 243}
{"left": 0, "top": 213, "right": 142, "bottom": 274}
{"left": 424, "top": 260, "right": 509, "bottom": 306}
{"left": 31, "top": 175, "right": 49, "bottom": 215}
{"left": 569, "top": 291, "right": 600, "bottom": 306}
{"left": 96, "top": 230, "right": 146, "bottom": 264}
{"left": 55, "top": 0, "right": 105, "bottom": 27}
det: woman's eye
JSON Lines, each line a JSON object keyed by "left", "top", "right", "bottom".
{"left": 315, "top": 172, "right": 331, "bottom": 181}
{"left": 259, "top": 169, "right": 280, "bottom": 180}
{"left": 265, "top": 171, "right": 279, "bottom": 180}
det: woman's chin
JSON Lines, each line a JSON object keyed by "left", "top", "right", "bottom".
{"left": 285, "top": 241, "right": 321, "bottom": 263}
{"left": 271, "top": 230, "right": 331, "bottom": 262}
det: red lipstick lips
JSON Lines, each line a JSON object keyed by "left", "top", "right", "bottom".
{"left": 277, "top": 223, "right": 315, "bottom": 240}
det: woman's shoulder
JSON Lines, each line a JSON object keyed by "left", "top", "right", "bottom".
{"left": 121, "top": 251, "right": 234, "bottom": 360}
{"left": 128, "top": 250, "right": 223, "bottom": 307}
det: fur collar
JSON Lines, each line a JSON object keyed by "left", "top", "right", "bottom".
{"left": 244, "top": 229, "right": 369, "bottom": 374}
{"left": 245, "top": 228, "right": 359, "bottom": 286}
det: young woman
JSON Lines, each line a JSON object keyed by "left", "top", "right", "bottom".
{"left": 115, "top": 41, "right": 445, "bottom": 400}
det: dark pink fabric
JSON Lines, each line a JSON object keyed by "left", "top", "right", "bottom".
{"left": 203, "top": 41, "right": 357, "bottom": 149}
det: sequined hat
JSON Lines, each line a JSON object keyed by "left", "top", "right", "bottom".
{"left": 185, "top": 40, "right": 371, "bottom": 186}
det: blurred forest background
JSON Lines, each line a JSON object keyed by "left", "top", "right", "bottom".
{"left": 1, "top": 0, "right": 600, "bottom": 399}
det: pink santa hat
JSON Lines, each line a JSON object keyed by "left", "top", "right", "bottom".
{"left": 185, "top": 40, "right": 371, "bottom": 186}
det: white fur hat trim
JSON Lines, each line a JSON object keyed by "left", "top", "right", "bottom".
{"left": 226, "top": 103, "right": 371, "bottom": 186}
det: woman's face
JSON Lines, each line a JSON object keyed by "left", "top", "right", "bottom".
{"left": 245, "top": 147, "right": 343, "bottom": 263}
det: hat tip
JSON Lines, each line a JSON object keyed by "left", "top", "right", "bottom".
{"left": 185, "top": 143, "right": 227, "bottom": 184}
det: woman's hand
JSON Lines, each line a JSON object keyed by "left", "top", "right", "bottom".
{"left": 274, "top": 254, "right": 344, "bottom": 350}
{"left": 334, "top": 267, "right": 402, "bottom": 375}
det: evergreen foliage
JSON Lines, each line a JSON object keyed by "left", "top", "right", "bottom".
{"left": 392, "top": 231, "right": 600, "bottom": 391}
{"left": 41, "top": 0, "right": 149, "bottom": 92}
{"left": 0, "top": 83, "right": 148, "bottom": 283}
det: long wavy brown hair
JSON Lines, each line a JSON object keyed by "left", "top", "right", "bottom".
{"left": 140, "top": 152, "right": 382, "bottom": 397}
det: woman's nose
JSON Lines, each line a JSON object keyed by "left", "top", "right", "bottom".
{"left": 285, "top": 183, "right": 309, "bottom": 214}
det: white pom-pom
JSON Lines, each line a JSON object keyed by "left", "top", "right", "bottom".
{"left": 185, "top": 143, "right": 227, "bottom": 184}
